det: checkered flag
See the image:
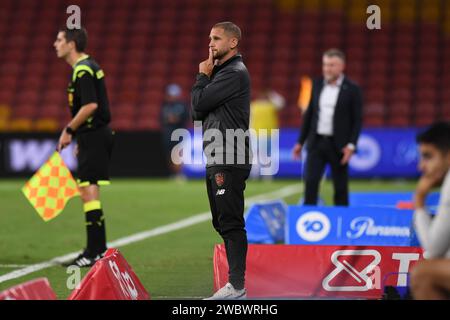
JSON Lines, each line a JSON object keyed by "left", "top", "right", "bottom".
{"left": 22, "top": 151, "right": 80, "bottom": 221}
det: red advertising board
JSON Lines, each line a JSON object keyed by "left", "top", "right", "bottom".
{"left": 68, "top": 248, "right": 150, "bottom": 300}
{"left": 213, "top": 244, "right": 423, "bottom": 299}
{"left": 0, "top": 278, "right": 57, "bottom": 300}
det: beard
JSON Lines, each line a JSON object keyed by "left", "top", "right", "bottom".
{"left": 325, "top": 74, "right": 338, "bottom": 82}
{"left": 213, "top": 48, "right": 229, "bottom": 61}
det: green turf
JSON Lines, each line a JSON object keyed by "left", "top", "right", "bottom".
{"left": 0, "top": 178, "right": 416, "bottom": 299}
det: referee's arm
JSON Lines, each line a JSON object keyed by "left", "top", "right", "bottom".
{"left": 67, "top": 102, "right": 97, "bottom": 130}
{"left": 58, "top": 102, "right": 97, "bottom": 151}
{"left": 68, "top": 72, "right": 99, "bottom": 130}
{"left": 58, "top": 73, "right": 98, "bottom": 151}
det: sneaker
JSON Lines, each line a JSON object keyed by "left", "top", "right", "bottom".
{"left": 204, "top": 283, "right": 247, "bottom": 300}
{"left": 62, "top": 249, "right": 105, "bottom": 268}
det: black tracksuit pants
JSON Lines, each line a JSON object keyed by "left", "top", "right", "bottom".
{"left": 206, "top": 165, "right": 250, "bottom": 290}
{"left": 304, "top": 135, "right": 349, "bottom": 206}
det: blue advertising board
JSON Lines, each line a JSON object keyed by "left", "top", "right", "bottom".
{"left": 350, "top": 192, "right": 440, "bottom": 208}
{"left": 245, "top": 200, "right": 287, "bottom": 244}
{"left": 286, "top": 205, "right": 418, "bottom": 246}
{"left": 182, "top": 128, "right": 422, "bottom": 178}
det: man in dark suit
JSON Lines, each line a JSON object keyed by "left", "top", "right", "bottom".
{"left": 292, "top": 49, "right": 363, "bottom": 206}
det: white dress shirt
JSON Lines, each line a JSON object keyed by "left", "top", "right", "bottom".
{"left": 316, "top": 75, "right": 355, "bottom": 150}
{"left": 317, "top": 74, "right": 344, "bottom": 136}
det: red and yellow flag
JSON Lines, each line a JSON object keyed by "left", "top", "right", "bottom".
{"left": 22, "top": 151, "right": 79, "bottom": 222}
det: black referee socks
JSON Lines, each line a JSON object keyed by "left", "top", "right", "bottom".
{"left": 83, "top": 200, "right": 107, "bottom": 256}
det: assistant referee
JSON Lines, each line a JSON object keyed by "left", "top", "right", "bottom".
{"left": 54, "top": 27, "right": 113, "bottom": 267}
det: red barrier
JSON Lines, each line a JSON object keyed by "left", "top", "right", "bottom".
{"left": 68, "top": 248, "right": 150, "bottom": 300}
{"left": 213, "top": 244, "right": 423, "bottom": 299}
{"left": 0, "top": 278, "right": 57, "bottom": 300}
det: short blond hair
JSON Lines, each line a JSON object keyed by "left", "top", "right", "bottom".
{"left": 213, "top": 21, "right": 242, "bottom": 44}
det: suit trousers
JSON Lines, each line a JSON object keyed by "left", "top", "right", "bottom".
{"left": 206, "top": 165, "right": 251, "bottom": 290}
{"left": 304, "top": 135, "right": 349, "bottom": 206}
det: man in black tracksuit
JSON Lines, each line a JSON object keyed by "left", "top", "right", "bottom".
{"left": 191, "top": 22, "right": 251, "bottom": 299}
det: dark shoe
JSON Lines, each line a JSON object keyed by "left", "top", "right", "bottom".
{"left": 62, "top": 249, "right": 105, "bottom": 268}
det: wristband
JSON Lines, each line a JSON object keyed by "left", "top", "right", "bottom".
{"left": 65, "top": 126, "right": 76, "bottom": 135}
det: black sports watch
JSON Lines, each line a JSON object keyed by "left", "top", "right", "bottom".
{"left": 65, "top": 126, "right": 76, "bottom": 135}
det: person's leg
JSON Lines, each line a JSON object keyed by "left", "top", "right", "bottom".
{"left": 206, "top": 167, "right": 238, "bottom": 295}
{"left": 79, "top": 184, "right": 107, "bottom": 256}
{"left": 326, "top": 141, "right": 349, "bottom": 206}
{"left": 206, "top": 168, "right": 221, "bottom": 235}
{"left": 76, "top": 127, "right": 113, "bottom": 256}
{"left": 304, "top": 141, "right": 327, "bottom": 205}
{"left": 166, "top": 134, "right": 185, "bottom": 178}
{"left": 224, "top": 168, "right": 249, "bottom": 290}
{"left": 63, "top": 128, "right": 113, "bottom": 267}
{"left": 411, "top": 259, "right": 450, "bottom": 300}
{"left": 208, "top": 166, "right": 249, "bottom": 290}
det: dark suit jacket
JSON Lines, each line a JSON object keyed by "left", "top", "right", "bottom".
{"left": 298, "top": 76, "right": 363, "bottom": 152}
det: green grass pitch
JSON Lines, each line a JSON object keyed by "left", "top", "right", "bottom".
{"left": 0, "top": 178, "right": 416, "bottom": 299}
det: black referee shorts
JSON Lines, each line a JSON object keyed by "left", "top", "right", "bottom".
{"left": 76, "top": 126, "right": 114, "bottom": 187}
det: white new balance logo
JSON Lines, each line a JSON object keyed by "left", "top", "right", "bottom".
{"left": 216, "top": 189, "right": 226, "bottom": 196}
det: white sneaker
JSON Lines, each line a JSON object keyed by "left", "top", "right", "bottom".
{"left": 204, "top": 283, "right": 247, "bottom": 300}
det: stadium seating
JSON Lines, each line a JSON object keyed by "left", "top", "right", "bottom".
{"left": 0, "top": 0, "right": 448, "bottom": 131}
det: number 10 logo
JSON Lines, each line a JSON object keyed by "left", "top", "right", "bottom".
{"left": 296, "top": 211, "right": 331, "bottom": 242}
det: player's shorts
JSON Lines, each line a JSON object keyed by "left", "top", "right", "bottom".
{"left": 76, "top": 126, "right": 114, "bottom": 187}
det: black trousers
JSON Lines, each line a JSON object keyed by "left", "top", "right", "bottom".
{"left": 206, "top": 166, "right": 250, "bottom": 290}
{"left": 304, "top": 135, "right": 349, "bottom": 206}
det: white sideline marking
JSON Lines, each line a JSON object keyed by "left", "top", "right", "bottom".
{"left": 0, "top": 265, "right": 32, "bottom": 268}
{"left": 0, "top": 184, "right": 300, "bottom": 284}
